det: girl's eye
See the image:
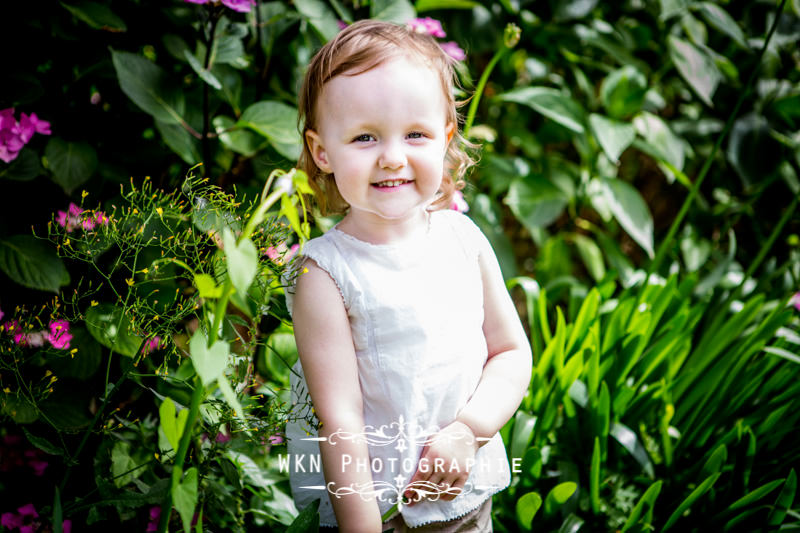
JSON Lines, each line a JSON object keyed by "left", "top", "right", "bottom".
{"left": 408, "top": 132, "right": 425, "bottom": 139}
{"left": 353, "top": 134, "right": 374, "bottom": 142}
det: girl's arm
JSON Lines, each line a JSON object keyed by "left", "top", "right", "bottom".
{"left": 292, "top": 260, "right": 383, "bottom": 533}
{"left": 407, "top": 231, "right": 532, "bottom": 502}
{"left": 454, "top": 236, "right": 533, "bottom": 440}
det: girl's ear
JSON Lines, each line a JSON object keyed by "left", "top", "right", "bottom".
{"left": 305, "top": 130, "right": 332, "bottom": 173}
{"left": 445, "top": 122, "right": 456, "bottom": 145}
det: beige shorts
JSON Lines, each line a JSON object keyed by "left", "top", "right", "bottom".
{"left": 381, "top": 497, "right": 492, "bottom": 533}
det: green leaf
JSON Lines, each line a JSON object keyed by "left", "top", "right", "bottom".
{"left": 554, "top": 0, "right": 598, "bottom": 21}
{"left": 622, "top": 480, "right": 662, "bottom": 532}
{"left": 61, "top": 1, "right": 126, "bottom": 32}
{"left": 516, "top": 492, "right": 542, "bottom": 529}
{"left": 237, "top": 101, "right": 302, "bottom": 160}
{"left": 0, "top": 235, "right": 69, "bottom": 293}
{"left": 573, "top": 233, "right": 605, "bottom": 282}
{"left": 416, "top": 0, "right": 478, "bottom": 11}
{"left": 217, "top": 376, "right": 246, "bottom": 421}
{"left": 155, "top": 119, "right": 201, "bottom": 165}
{"left": 111, "top": 441, "right": 147, "bottom": 488}
{"left": 499, "top": 87, "right": 586, "bottom": 133}
{"left": 611, "top": 422, "right": 654, "bottom": 478}
{"left": 544, "top": 482, "right": 577, "bottom": 516}
{"left": 174, "top": 467, "right": 199, "bottom": 533}
{"left": 599, "top": 66, "right": 648, "bottom": 120}
{"left": 597, "top": 178, "right": 654, "bottom": 258}
{"left": 184, "top": 49, "right": 222, "bottom": 90}
{"left": 194, "top": 273, "right": 223, "bottom": 299}
{"left": 23, "top": 428, "right": 64, "bottom": 456}
{"left": 633, "top": 113, "right": 686, "bottom": 175}
{"left": 1, "top": 395, "right": 39, "bottom": 424}
{"left": 505, "top": 176, "right": 569, "bottom": 231}
{"left": 222, "top": 228, "right": 258, "bottom": 297}
{"left": 511, "top": 411, "right": 537, "bottom": 460}
{"left": 294, "top": 0, "right": 341, "bottom": 41}
{"left": 589, "top": 114, "right": 636, "bottom": 163}
{"left": 767, "top": 469, "right": 796, "bottom": 525}
{"left": 726, "top": 113, "right": 781, "bottom": 187}
{"left": 212, "top": 116, "right": 265, "bottom": 157}
{"left": 696, "top": 2, "right": 748, "bottom": 48}
{"left": 0, "top": 149, "right": 43, "bottom": 181}
{"left": 286, "top": 499, "right": 321, "bottom": 533}
{"left": 85, "top": 304, "right": 141, "bottom": 358}
{"left": 111, "top": 49, "right": 185, "bottom": 124}
{"left": 590, "top": 437, "right": 601, "bottom": 514}
{"left": 659, "top": 0, "right": 691, "bottom": 20}
{"left": 662, "top": 473, "right": 720, "bottom": 530}
{"left": 668, "top": 35, "right": 721, "bottom": 107}
{"left": 44, "top": 138, "right": 97, "bottom": 194}
{"left": 189, "top": 329, "right": 230, "bottom": 386}
{"left": 727, "top": 478, "right": 785, "bottom": 512}
{"left": 159, "top": 397, "right": 188, "bottom": 452}
{"left": 371, "top": 0, "right": 416, "bottom": 22}
{"left": 700, "top": 444, "right": 727, "bottom": 477}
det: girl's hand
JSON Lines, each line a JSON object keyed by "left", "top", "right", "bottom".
{"left": 404, "top": 420, "right": 479, "bottom": 505}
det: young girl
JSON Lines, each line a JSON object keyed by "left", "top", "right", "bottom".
{"left": 285, "top": 20, "right": 532, "bottom": 532}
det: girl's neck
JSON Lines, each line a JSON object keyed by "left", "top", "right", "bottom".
{"left": 336, "top": 208, "right": 430, "bottom": 245}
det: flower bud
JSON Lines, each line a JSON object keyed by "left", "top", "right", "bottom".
{"left": 504, "top": 23, "right": 521, "bottom": 49}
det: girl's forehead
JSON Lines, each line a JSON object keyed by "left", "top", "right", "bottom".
{"left": 323, "top": 57, "right": 448, "bottom": 104}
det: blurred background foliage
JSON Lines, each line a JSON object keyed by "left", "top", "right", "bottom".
{"left": 1, "top": 0, "right": 799, "bottom": 531}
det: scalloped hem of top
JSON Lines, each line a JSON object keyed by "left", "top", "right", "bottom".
{"left": 399, "top": 486, "right": 502, "bottom": 529}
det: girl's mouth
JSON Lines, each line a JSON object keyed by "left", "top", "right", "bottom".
{"left": 372, "top": 179, "right": 412, "bottom": 188}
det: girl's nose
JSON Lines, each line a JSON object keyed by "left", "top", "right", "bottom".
{"left": 378, "top": 140, "right": 406, "bottom": 170}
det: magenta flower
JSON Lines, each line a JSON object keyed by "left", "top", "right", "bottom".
{"left": 408, "top": 17, "right": 446, "bottom": 38}
{"left": 23, "top": 451, "right": 48, "bottom": 476}
{"left": 220, "top": 0, "right": 255, "bottom": 12}
{"left": 183, "top": 0, "right": 208, "bottom": 3}
{"left": 215, "top": 432, "right": 231, "bottom": 443}
{"left": 1, "top": 511, "right": 23, "bottom": 529}
{"left": 47, "top": 319, "right": 72, "bottom": 350}
{"left": 56, "top": 203, "right": 108, "bottom": 233}
{"left": 267, "top": 434, "right": 284, "bottom": 445}
{"left": 440, "top": 41, "right": 466, "bottom": 61}
{"left": 266, "top": 243, "right": 299, "bottom": 265}
{"left": 0, "top": 307, "right": 4, "bottom": 321}
{"left": 142, "top": 336, "right": 162, "bottom": 355}
{"left": 792, "top": 292, "right": 800, "bottom": 311}
{"left": 0, "top": 108, "right": 51, "bottom": 164}
{"left": 146, "top": 506, "right": 161, "bottom": 532}
{"left": 449, "top": 190, "right": 469, "bottom": 213}
{"left": 337, "top": 20, "right": 348, "bottom": 30}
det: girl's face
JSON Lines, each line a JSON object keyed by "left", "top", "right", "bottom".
{"left": 305, "top": 57, "right": 454, "bottom": 226}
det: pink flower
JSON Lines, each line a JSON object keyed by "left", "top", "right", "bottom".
{"left": 1, "top": 512, "right": 23, "bottom": 529}
{"left": 215, "top": 432, "right": 231, "bottom": 443}
{"left": 265, "top": 243, "right": 299, "bottom": 265}
{"left": 792, "top": 292, "right": 800, "bottom": 311}
{"left": 63, "top": 520, "right": 72, "bottom": 533}
{"left": 0, "top": 128, "right": 24, "bottom": 163}
{"left": 142, "top": 336, "right": 162, "bottom": 355}
{"left": 56, "top": 203, "right": 107, "bottom": 233}
{"left": 25, "top": 331, "right": 47, "bottom": 348}
{"left": 17, "top": 113, "right": 51, "bottom": 143}
{"left": 0, "top": 108, "right": 15, "bottom": 131}
{"left": 220, "top": 0, "right": 255, "bottom": 12}
{"left": 0, "top": 108, "right": 51, "bottom": 164}
{"left": 408, "top": 17, "right": 446, "bottom": 38}
{"left": 337, "top": 20, "right": 348, "bottom": 30}
{"left": 439, "top": 41, "right": 466, "bottom": 61}
{"left": 146, "top": 506, "right": 161, "bottom": 532}
{"left": 47, "top": 319, "right": 72, "bottom": 350}
{"left": 267, "top": 434, "right": 284, "bottom": 445}
{"left": 449, "top": 190, "right": 469, "bottom": 213}
{"left": 183, "top": 0, "right": 208, "bottom": 3}
{"left": 0, "top": 307, "right": 4, "bottom": 321}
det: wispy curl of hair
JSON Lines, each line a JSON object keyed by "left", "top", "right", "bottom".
{"left": 297, "top": 19, "right": 478, "bottom": 216}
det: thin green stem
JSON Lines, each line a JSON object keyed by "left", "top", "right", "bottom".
{"left": 463, "top": 48, "right": 507, "bottom": 138}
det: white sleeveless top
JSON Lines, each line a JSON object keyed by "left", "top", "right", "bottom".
{"left": 284, "top": 210, "right": 510, "bottom": 528}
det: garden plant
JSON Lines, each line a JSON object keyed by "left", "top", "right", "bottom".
{"left": 1, "top": 0, "right": 799, "bottom": 531}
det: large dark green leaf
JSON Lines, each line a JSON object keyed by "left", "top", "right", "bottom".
{"left": 416, "top": 0, "right": 478, "bottom": 11}
{"left": 61, "top": 1, "right": 126, "bottom": 32}
{"left": 45, "top": 138, "right": 97, "bottom": 194}
{"left": 516, "top": 491, "right": 542, "bottom": 529}
{"left": 111, "top": 49, "right": 185, "bottom": 124}
{"left": 505, "top": 176, "right": 569, "bottom": 231}
{"left": 599, "top": 66, "right": 648, "bottom": 120}
{"left": 668, "top": 35, "right": 721, "bottom": 107}
{"left": 213, "top": 116, "right": 267, "bottom": 157}
{"left": 499, "top": 87, "right": 586, "bottom": 133}
{"left": 237, "top": 101, "right": 302, "bottom": 160}
{"left": 155, "top": 119, "right": 201, "bottom": 165}
{"left": 0, "top": 149, "right": 42, "bottom": 182}
{"left": 0, "top": 235, "right": 69, "bottom": 293}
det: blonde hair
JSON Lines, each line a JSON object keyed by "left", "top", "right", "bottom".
{"left": 297, "top": 19, "right": 475, "bottom": 215}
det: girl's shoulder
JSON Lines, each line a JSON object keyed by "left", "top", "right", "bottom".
{"left": 431, "top": 209, "right": 490, "bottom": 250}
